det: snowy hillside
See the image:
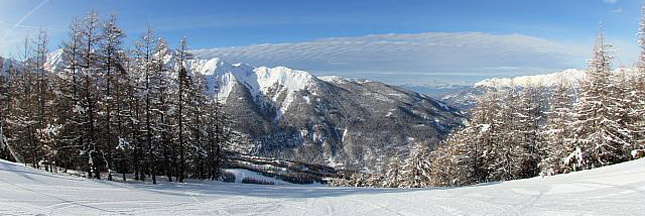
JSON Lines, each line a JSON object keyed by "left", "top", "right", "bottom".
{"left": 1, "top": 158, "right": 644, "bottom": 215}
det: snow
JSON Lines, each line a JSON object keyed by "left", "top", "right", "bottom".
{"left": 181, "top": 57, "right": 319, "bottom": 118}
{"left": 473, "top": 67, "right": 645, "bottom": 89}
{"left": 631, "top": 149, "right": 644, "bottom": 159}
{"left": 40, "top": 50, "right": 321, "bottom": 107}
{"left": 254, "top": 66, "right": 315, "bottom": 95}
{"left": 1, "top": 158, "right": 645, "bottom": 215}
{"left": 37, "top": 50, "right": 342, "bottom": 122}
{"left": 254, "top": 66, "right": 317, "bottom": 120}
{"left": 436, "top": 101, "right": 450, "bottom": 111}
{"left": 341, "top": 128, "right": 349, "bottom": 142}
{"left": 319, "top": 75, "right": 350, "bottom": 84}
{"left": 44, "top": 49, "right": 64, "bottom": 72}
{"left": 474, "top": 69, "right": 585, "bottom": 88}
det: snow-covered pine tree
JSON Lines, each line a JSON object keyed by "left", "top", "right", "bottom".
{"left": 77, "top": 11, "right": 105, "bottom": 179}
{"left": 32, "top": 28, "right": 57, "bottom": 172}
{"left": 174, "top": 37, "right": 194, "bottom": 182}
{"left": 516, "top": 81, "right": 546, "bottom": 179}
{"left": 469, "top": 91, "right": 498, "bottom": 183}
{"left": 54, "top": 18, "right": 86, "bottom": 172}
{"left": 436, "top": 90, "right": 497, "bottom": 186}
{"left": 383, "top": 153, "right": 403, "bottom": 188}
{"left": 430, "top": 128, "right": 474, "bottom": 187}
{"left": 151, "top": 38, "right": 175, "bottom": 182}
{"left": 611, "top": 67, "right": 637, "bottom": 152}
{"left": 566, "top": 26, "right": 630, "bottom": 171}
{"left": 540, "top": 78, "right": 574, "bottom": 176}
{"left": 98, "top": 13, "right": 126, "bottom": 181}
{"left": 0, "top": 57, "right": 7, "bottom": 161}
{"left": 366, "top": 173, "right": 385, "bottom": 188}
{"left": 204, "top": 85, "right": 231, "bottom": 180}
{"left": 109, "top": 26, "right": 132, "bottom": 182}
{"left": 125, "top": 50, "right": 144, "bottom": 181}
{"left": 350, "top": 173, "right": 367, "bottom": 187}
{"left": 3, "top": 49, "right": 18, "bottom": 162}
{"left": 187, "top": 71, "right": 209, "bottom": 179}
{"left": 8, "top": 37, "right": 44, "bottom": 168}
{"left": 113, "top": 57, "right": 133, "bottom": 182}
{"left": 632, "top": 1, "right": 645, "bottom": 156}
{"left": 133, "top": 27, "right": 158, "bottom": 184}
{"left": 488, "top": 86, "right": 522, "bottom": 181}
{"left": 401, "top": 142, "right": 432, "bottom": 188}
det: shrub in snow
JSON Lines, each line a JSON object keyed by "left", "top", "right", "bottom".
{"left": 221, "top": 171, "right": 236, "bottom": 183}
{"left": 242, "top": 177, "right": 275, "bottom": 185}
{"left": 632, "top": 149, "right": 645, "bottom": 159}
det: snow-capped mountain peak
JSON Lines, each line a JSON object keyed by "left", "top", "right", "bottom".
{"left": 473, "top": 69, "right": 585, "bottom": 88}
{"left": 253, "top": 66, "right": 318, "bottom": 96}
{"left": 42, "top": 49, "right": 320, "bottom": 107}
{"left": 319, "top": 76, "right": 349, "bottom": 84}
{"left": 184, "top": 58, "right": 320, "bottom": 110}
{"left": 45, "top": 49, "right": 64, "bottom": 72}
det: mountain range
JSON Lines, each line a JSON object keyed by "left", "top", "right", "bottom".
{"left": 9, "top": 50, "right": 617, "bottom": 171}
{"left": 439, "top": 69, "right": 587, "bottom": 110}
{"left": 36, "top": 50, "right": 466, "bottom": 172}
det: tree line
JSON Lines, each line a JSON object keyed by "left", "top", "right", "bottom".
{"left": 431, "top": 27, "right": 645, "bottom": 187}
{"left": 334, "top": 9, "right": 645, "bottom": 188}
{"left": 0, "top": 12, "right": 234, "bottom": 184}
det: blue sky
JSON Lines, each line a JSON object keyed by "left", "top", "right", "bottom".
{"left": 0, "top": 0, "right": 643, "bottom": 85}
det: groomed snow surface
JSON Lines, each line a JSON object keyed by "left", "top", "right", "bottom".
{"left": 1, "top": 159, "right": 644, "bottom": 215}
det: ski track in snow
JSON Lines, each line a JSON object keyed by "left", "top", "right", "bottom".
{"left": 1, "top": 159, "right": 645, "bottom": 215}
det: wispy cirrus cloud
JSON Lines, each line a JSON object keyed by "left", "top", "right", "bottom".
{"left": 0, "top": 0, "right": 54, "bottom": 58}
{"left": 610, "top": 8, "right": 624, "bottom": 13}
{"left": 192, "top": 32, "right": 587, "bottom": 85}
{"left": 1, "top": 0, "right": 49, "bottom": 40}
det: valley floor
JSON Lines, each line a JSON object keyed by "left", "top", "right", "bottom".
{"left": 1, "top": 159, "right": 644, "bottom": 216}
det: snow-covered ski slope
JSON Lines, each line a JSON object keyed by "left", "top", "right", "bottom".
{"left": 1, "top": 159, "right": 644, "bottom": 215}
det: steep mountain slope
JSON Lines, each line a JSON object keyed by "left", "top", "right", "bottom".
{"left": 185, "top": 58, "right": 464, "bottom": 171}
{"left": 36, "top": 50, "right": 464, "bottom": 171}
{"left": 2, "top": 157, "right": 644, "bottom": 215}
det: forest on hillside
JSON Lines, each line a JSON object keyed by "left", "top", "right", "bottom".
{"left": 0, "top": 12, "right": 236, "bottom": 184}
{"left": 334, "top": 18, "right": 645, "bottom": 188}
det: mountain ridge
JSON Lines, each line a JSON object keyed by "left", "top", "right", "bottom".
{"left": 29, "top": 49, "right": 465, "bottom": 171}
{"left": 440, "top": 67, "right": 640, "bottom": 111}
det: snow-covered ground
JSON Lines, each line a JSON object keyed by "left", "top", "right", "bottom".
{"left": 1, "top": 159, "right": 644, "bottom": 215}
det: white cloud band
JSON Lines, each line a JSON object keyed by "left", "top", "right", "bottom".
{"left": 192, "top": 32, "right": 586, "bottom": 85}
